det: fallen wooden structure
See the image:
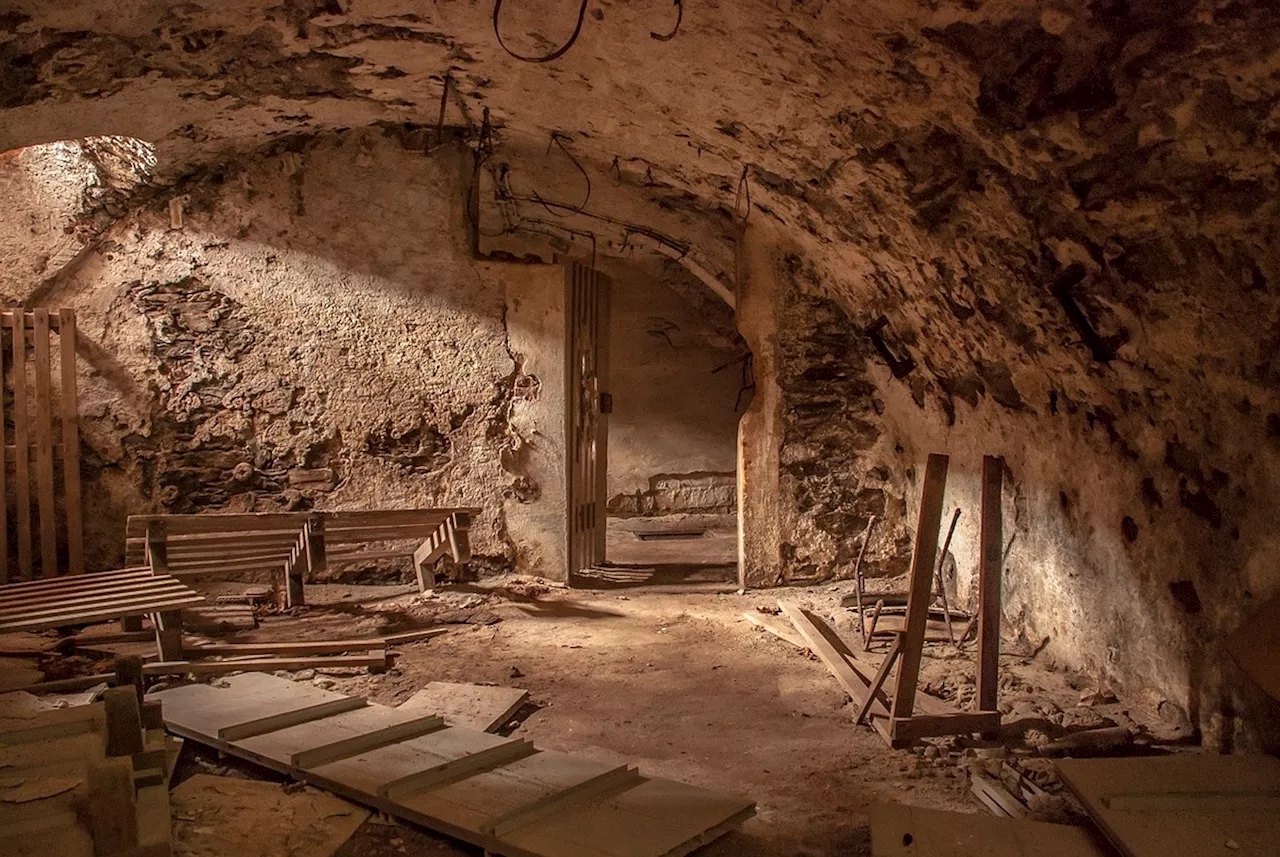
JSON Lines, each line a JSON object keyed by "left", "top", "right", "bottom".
{"left": 1057, "top": 753, "right": 1280, "bottom": 857}
{"left": 0, "top": 568, "right": 205, "bottom": 668}
{"left": 152, "top": 672, "right": 754, "bottom": 857}
{"left": 780, "top": 453, "right": 1005, "bottom": 748}
{"left": 125, "top": 508, "right": 478, "bottom": 608}
{"left": 0, "top": 686, "right": 176, "bottom": 857}
{"left": 0, "top": 309, "right": 85, "bottom": 581}
{"left": 869, "top": 801, "right": 1115, "bottom": 856}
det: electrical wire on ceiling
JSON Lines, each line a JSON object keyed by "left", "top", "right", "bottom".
{"left": 651, "top": 0, "right": 683, "bottom": 41}
{"left": 734, "top": 163, "right": 752, "bottom": 224}
{"left": 531, "top": 132, "right": 591, "bottom": 217}
{"left": 493, "top": 0, "right": 591, "bottom": 63}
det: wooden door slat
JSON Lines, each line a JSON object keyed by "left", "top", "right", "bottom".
{"left": 59, "top": 310, "right": 83, "bottom": 575}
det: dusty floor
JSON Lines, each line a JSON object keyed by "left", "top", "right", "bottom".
{"left": 152, "top": 575, "right": 1189, "bottom": 857}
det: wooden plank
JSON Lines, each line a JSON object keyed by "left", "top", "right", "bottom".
{"left": 487, "top": 765, "right": 640, "bottom": 837}
{"left": 189, "top": 639, "right": 399, "bottom": 657}
{"left": 58, "top": 309, "right": 83, "bottom": 575}
{"left": 286, "top": 711, "right": 448, "bottom": 769}
{"left": 869, "top": 801, "right": 1114, "bottom": 857}
{"left": 32, "top": 309, "right": 56, "bottom": 578}
{"left": 0, "top": 591, "right": 206, "bottom": 633}
{"left": 12, "top": 309, "right": 31, "bottom": 579}
{"left": 0, "top": 567, "right": 152, "bottom": 596}
{"left": 499, "top": 775, "right": 755, "bottom": 857}
{"left": 779, "top": 601, "right": 892, "bottom": 741}
{"left": 0, "top": 582, "right": 199, "bottom": 621}
{"left": 0, "top": 321, "right": 7, "bottom": 585}
{"left": 0, "top": 577, "right": 193, "bottom": 612}
{"left": 124, "top": 508, "right": 474, "bottom": 536}
{"left": 143, "top": 651, "right": 387, "bottom": 677}
{"left": 381, "top": 628, "right": 450, "bottom": 645}
{"left": 972, "top": 770, "right": 1026, "bottom": 818}
{"left": 102, "top": 686, "right": 144, "bottom": 757}
{"left": 891, "top": 711, "right": 1002, "bottom": 743}
{"left": 1057, "top": 754, "right": 1280, "bottom": 857}
{"left": 305, "top": 724, "right": 527, "bottom": 796}
{"left": 742, "top": 611, "right": 807, "bottom": 648}
{"left": 87, "top": 757, "right": 139, "bottom": 853}
{"left": 151, "top": 672, "right": 364, "bottom": 738}
{"left": 378, "top": 739, "right": 538, "bottom": 799}
{"left": 890, "top": 453, "right": 949, "bottom": 720}
{"left": 0, "top": 697, "right": 106, "bottom": 744}
{"left": 977, "top": 454, "right": 1003, "bottom": 719}
{"left": 218, "top": 695, "right": 367, "bottom": 741}
{"left": 397, "top": 682, "right": 529, "bottom": 733}
{"left": 856, "top": 632, "right": 902, "bottom": 726}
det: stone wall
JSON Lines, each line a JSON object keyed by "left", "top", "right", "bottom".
{"left": 0, "top": 130, "right": 572, "bottom": 578}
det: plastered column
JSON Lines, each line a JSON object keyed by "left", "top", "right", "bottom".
{"left": 736, "top": 222, "right": 784, "bottom": 589}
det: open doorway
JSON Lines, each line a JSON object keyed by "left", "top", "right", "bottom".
{"left": 569, "top": 258, "right": 750, "bottom": 589}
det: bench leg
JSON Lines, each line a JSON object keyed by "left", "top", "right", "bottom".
{"left": 153, "top": 610, "right": 183, "bottom": 661}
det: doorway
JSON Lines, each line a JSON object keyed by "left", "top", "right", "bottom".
{"left": 565, "top": 259, "right": 750, "bottom": 589}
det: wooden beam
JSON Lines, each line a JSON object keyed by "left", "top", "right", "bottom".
{"left": 305, "top": 513, "right": 327, "bottom": 583}
{"left": 188, "top": 639, "right": 401, "bottom": 657}
{"left": 142, "top": 651, "right": 389, "bottom": 677}
{"left": 87, "top": 757, "right": 140, "bottom": 854}
{"left": 12, "top": 309, "right": 31, "bottom": 579}
{"left": 217, "top": 697, "right": 368, "bottom": 742}
{"left": 855, "top": 632, "right": 902, "bottom": 727}
{"left": 485, "top": 765, "right": 642, "bottom": 837}
{"left": 889, "top": 453, "right": 949, "bottom": 720}
{"left": 377, "top": 740, "right": 539, "bottom": 800}
{"left": 291, "top": 714, "right": 448, "bottom": 769}
{"left": 977, "top": 455, "right": 1004, "bottom": 724}
{"left": 779, "top": 601, "right": 892, "bottom": 742}
{"left": 33, "top": 308, "right": 57, "bottom": 577}
{"left": 889, "top": 710, "right": 1002, "bottom": 743}
{"left": 103, "top": 686, "right": 145, "bottom": 757}
{"left": 59, "top": 309, "right": 84, "bottom": 575}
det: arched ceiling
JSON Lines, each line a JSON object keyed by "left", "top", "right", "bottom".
{"left": 3, "top": 0, "right": 1278, "bottom": 429}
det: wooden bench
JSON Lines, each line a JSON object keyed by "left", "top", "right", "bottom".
{"left": 125, "top": 509, "right": 478, "bottom": 608}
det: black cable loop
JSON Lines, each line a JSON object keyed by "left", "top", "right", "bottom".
{"left": 530, "top": 132, "right": 591, "bottom": 217}
{"left": 651, "top": 0, "right": 683, "bottom": 41}
{"left": 493, "top": 0, "right": 591, "bottom": 63}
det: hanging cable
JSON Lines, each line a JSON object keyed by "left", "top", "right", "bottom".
{"left": 651, "top": 0, "right": 683, "bottom": 41}
{"left": 734, "top": 163, "right": 751, "bottom": 223}
{"left": 494, "top": 0, "right": 591, "bottom": 63}
{"left": 530, "top": 132, "right": 591, "bottom": 217}
{"left": 435, "top": 72, "right": 452, "bottom": 148}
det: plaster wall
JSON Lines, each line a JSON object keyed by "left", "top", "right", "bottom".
{"left": 603, "top": 259, "right": 742, "bottom": 517}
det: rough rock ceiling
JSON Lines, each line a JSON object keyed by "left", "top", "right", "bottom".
{"left": 3, "top": 1, "right": 1277, "bottom": 484}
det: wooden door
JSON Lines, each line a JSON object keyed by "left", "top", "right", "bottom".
{"left": 565, "top": 262, "right": 611, "bottom": 581}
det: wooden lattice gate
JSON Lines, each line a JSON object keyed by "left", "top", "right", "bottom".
{"left": 564, "top": 263, "right": 611, "bottom": 581}
{"left": 1, "top": 308, "right": 83, "bottom": 581}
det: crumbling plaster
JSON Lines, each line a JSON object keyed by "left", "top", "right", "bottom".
{"left": 3, "top": 0, "right": 1279, "bottom": 742}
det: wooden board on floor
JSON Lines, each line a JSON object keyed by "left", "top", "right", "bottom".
{"left": 171, "top": 773, "right": 370, "bottom": 857}
{"left": 870, "top": 802, "right": 1114, "bottom": 856}
{"left": 397, "top": 682, "right": 529, "bottom": 732}
{"left": 152, "top": 672, "right": 754, "bottom": 857}
{"left": 743, "top": 611, "right": 807, "bottom": 649}
{"left": 1056, "top": 754, "right": 1280, "bottom": 857}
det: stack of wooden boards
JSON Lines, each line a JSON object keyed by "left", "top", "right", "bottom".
{"left": 870, "top": 754, "right": 1280, "bottom": 856}
{"left": 152, "top": 672, "right": 755, "bottom": 857}
{"left": 0, "top": 686, "right": 178, "bottom": 857}
{"left": 125, "top": 509, "right": 478, "bottom": 608}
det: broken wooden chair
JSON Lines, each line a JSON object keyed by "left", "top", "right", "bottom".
{"left": 848, "top": 507, "right": 967, "bottom": 650}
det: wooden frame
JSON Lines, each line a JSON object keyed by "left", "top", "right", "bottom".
{"left": 126, "top": 508, "right": 478, "bottom": 606}
{"left": 564, "top": 261, "right": 612, "bottom": 582}
{"left": 0, "top": 309, "right": 84, "bottom": 581}
{"left": 781, "top": 452, "right": 1006, "bottom": 748}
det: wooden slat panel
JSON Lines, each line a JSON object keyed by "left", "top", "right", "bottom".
{"left": 11, "top": 310, "right": 31, "bottom": 579}
{"left": 0, "top": 576, "right": 192, "bottom": 611}
{"left": 0, "top": 566, "right": 152, "bottom": 596}
{"left": 1, "top": 311, "right": 64, "bottom": 331}
{"left": 0, "top": 592, "right": 205, "bottom": 633}
{"left": 124, "top": 508, "right": 476, "bottom": 537}
{"left": 32, "top": 309, "right": 57, "bottom": 577}
{"left": 0, "top": 583, "right": 200, "bottom": 623}
{"left": 58, "top": 309, "right": 83, "bottom": 575}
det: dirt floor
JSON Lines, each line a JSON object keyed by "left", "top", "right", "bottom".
{"left": 125, "top": 574, "right": 1191, "bottom": 857}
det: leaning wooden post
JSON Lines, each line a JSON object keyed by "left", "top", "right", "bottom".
{"left": 976, "top": 455, "right": 1004, "bottom": 731}
{"left": 889, "top": 453, "right": 949, "bottom": 724}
